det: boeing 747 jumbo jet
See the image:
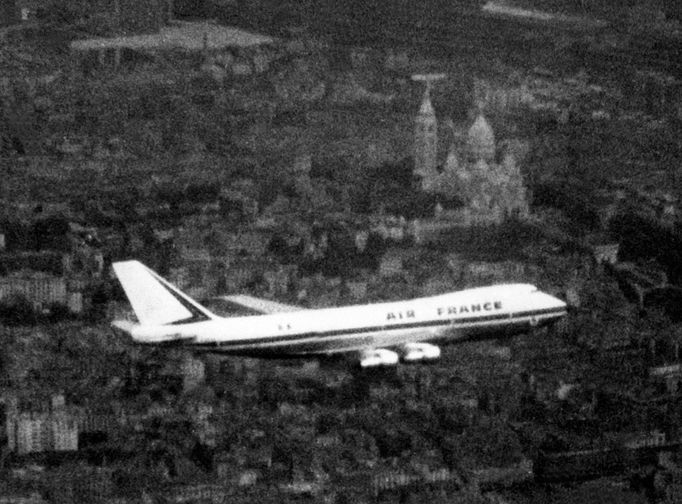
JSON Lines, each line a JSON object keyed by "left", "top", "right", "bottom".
{"left": 112, "top": 261, "right": 567, "bottom": 367}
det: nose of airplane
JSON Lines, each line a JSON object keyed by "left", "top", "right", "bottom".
{"left": 543, "top": 292, "right": 568, "bottom": 313}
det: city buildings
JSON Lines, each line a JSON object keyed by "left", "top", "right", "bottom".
{"left": 0, "top": 0, "right": 18, "bottom": 26}
{"left": 0, "top": 220, "right": 104, "bottom": 315}
{"left": 1, "top": 2, "right": 682, "bottom": 502}
{"left": 0, "top": 273, "right": 67, "bottom": 310}
{"left": 5, "top": 395, "right": 78, "bottom": 455}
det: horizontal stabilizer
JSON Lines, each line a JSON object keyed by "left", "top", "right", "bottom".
{"left": 111, "top": 319, "right": 136, "bottom": 334}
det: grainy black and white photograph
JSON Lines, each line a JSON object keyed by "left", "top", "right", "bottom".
{"left": 0, "top": 0, "right": 681, "bottom": 502}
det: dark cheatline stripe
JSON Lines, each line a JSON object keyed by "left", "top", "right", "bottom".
{"left": 191, "top": 316, "right": 499, "bottom": 348}
{"left": 512, "top": 307, "right": 567, "bottom": 318}
{"left": 148, "top": 270, "right": 212, "bottom": 324}
{"left": 187, "top": 306, "right": 566, "bottom": 351}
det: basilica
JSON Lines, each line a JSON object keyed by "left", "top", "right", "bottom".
{"left": 414, "top": 86, "right": 529, "bottom": 225}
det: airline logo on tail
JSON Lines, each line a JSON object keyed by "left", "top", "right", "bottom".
{"left": 112, "top": 261, "right": 215, "bottom": 325}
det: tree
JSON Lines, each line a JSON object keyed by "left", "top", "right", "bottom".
{"left": 433, "top": 400, "right": 469, "bottom": 435}
{"left": 33, "top": 215, "right": 70, "bottom": 251}
{"left": 0, "top": 293, "right": 37, "bottom": 326}
{"left": 39, "top": 0, "right": 120, "bottom": 36}
{"left": 272, "top": 422, "right": 315, "bottom": 479}
{"left": 116, "top": 416, "right": 203, "bottom": 481}
{"left": 459, "top": 420, "right": 523, "bottom": 468}
{"left": 0, "top": 326, "right": 15, "bottom": 384}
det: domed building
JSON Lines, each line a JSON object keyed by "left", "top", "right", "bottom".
{"left": 415, "top": 106, "right": 529, "bottom": 224}
{"left": 466, "top": 113, "right": 496, "bottom": 163}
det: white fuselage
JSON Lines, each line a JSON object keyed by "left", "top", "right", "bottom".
{"left": 128, "top": 284, "right": 567, "bottom": 357}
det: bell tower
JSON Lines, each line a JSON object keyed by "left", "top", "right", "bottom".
{"left": 412, "top": 73, "right": 445, "bottom": 191}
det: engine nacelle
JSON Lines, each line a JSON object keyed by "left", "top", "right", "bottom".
{"left": 400, "top": 343, "right": 441, "bottom": 363}
{"left": 360, "top": 349, "right": 400, "bottom": 368}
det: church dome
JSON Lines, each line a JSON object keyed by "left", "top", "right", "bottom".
{"left": 466, "top": 114, "right": 495, "bottom": 162}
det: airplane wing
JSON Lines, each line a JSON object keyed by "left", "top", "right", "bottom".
{"left": 215, "top": 294, "right": 306, "bottom": 315}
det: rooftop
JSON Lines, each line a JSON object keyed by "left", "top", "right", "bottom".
{"left": 482, "top": 1, "right": 608, "bottom": 30}
{"left": 70, "top": 20, "right": 275, "bottom": 52}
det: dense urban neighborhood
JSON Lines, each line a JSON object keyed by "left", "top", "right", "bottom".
{"left": 1, "top": 0, "right": 682, "bottom": 502}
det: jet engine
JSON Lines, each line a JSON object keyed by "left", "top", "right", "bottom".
{"left": 400, "top": 343, "right": 441, "bottom": 363}
{"left": 360, "top": 349, "right": 400, "bottom": 368}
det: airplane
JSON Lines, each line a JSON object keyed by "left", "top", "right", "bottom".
{"left": 111, "top": 260, "right": 567, "bottom": 368}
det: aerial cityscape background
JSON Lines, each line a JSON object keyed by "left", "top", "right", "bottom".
{"left": 1, "top": 0, "right": 682, "bottom": 502}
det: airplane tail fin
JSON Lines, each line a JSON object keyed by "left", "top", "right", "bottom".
{"left": 112, "top": 260, "right": 216, "bottom": 326}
